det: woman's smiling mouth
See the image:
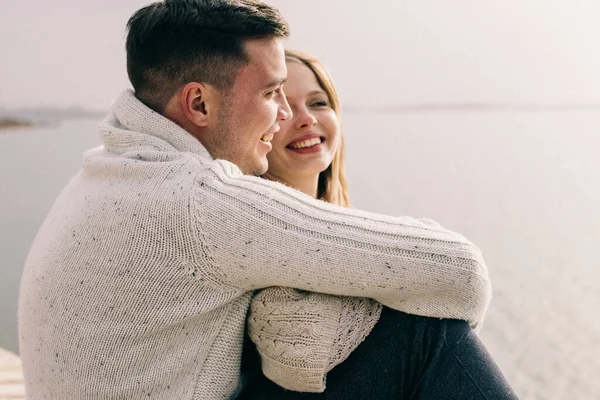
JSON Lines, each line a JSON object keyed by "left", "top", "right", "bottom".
{"left": 286, "top": 135, "right": 325, "bottom": 153}
{"left": 288, "top": 137, "right": 322, "bottom": 149}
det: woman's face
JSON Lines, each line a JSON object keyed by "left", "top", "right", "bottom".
{"left": 265, "top": 60, "right": 340, "bottom": 181}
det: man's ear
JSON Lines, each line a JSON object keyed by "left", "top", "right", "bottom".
{"left": 181, "top": 82, "right": 214, "bottom": 127}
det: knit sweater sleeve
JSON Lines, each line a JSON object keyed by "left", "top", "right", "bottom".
{"left": 191, "top": 159, "right": 491, "bottom": 327}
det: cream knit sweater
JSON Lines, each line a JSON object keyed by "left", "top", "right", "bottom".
{"left": 18, "top": 89, "right": 491, "bottom": 400}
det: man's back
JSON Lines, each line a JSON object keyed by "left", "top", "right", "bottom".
{"left": 18, "top": 104, "right": 253, "bottom": 399}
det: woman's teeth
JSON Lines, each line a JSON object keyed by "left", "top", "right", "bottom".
{"left": 289, "top": 137, "right": 322, "bottom": 149}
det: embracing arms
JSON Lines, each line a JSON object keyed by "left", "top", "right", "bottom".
{"left": 191, "top": 159, "right": 491, "bottom": 327}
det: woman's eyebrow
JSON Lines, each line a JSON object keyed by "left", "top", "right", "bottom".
{"left": 285, "top": 90, "right": 327, "bottom": 101}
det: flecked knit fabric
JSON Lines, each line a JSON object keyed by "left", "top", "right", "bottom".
{"left": 18, "top": 89, "right": 491, "bottom": 400}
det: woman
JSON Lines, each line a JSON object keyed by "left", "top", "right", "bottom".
{"left": 242, "top": 50, "right": 517, "bottom": 399}
{"left": 246, "top": 49, "right": 382, "bottom": 393}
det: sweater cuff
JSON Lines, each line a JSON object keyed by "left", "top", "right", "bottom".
{"left": 259, "top": 350, "right": 327, "bottom": 393}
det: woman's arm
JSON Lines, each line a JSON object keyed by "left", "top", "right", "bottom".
{"left": 247, "top": 287, "right": 381, "bottom": 392}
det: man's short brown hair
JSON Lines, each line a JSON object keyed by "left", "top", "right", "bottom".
{"left": 126, "top": 0, "right": 289, "bottom": 112}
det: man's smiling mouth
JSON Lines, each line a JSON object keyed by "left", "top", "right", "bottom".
{"left": 260, "top": 133, "right": 274, "bottom": 142}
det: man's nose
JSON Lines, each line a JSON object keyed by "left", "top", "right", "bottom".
{"left": 277, "top": 93, "right": 292, "bottom": 121}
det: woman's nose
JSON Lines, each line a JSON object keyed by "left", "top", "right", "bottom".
{"left": 295, "top": 107, "right": 317, "bottom": 129}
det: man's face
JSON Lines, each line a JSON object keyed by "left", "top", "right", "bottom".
{"left": 210, "top": 38, "right": 292, "bottom": 176}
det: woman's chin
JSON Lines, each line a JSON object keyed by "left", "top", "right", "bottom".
{"left": 264, "top": 160, "right": 331, "bottom": 181}
{"left": 294, "top": 160, "right": 332, "bottom": 177}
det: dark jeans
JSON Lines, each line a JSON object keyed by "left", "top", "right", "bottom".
{"left": 240, "top": 307, "right": 518, "bottom": 400}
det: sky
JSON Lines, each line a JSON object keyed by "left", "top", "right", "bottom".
{"left": 1, "top": 0, "right": 600, "bottom": 110}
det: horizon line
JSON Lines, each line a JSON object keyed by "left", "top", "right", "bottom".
{"left": 2, "top": 102, "right": 600, "bottom": 115}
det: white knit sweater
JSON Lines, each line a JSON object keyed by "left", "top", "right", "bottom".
{"left": 18, "top": 89, "right": 491, "bottom": 400}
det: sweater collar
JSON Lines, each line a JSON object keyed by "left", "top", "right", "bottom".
{"left": 98, "top": 89, "right": 212, "bottom": 159}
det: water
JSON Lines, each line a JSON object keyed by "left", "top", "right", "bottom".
{"left": 0, "top": 119, "right": 102, "bottom": 353}
{"left": 343, "top": 111, "right": 600, "bottom": 399}
{"left": 1, "top": 112, "right": 599, "bottom": 399}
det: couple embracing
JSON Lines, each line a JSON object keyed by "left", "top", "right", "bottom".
{"left": 18, "top": 1, "right": 517, "bottom": 399}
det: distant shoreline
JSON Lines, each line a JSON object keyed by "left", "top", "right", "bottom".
{"left": 0, "top": 105, "right": 106, "bottom": 133}
{"left": 0, "top": 115, "right": 103, "bottom": 132}
{"left": 0, "top": 118, "right": 35, "bottom": 131}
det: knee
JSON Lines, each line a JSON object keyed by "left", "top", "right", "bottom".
{"left": 378, "top": 308, "right": 473, "bottom": 349}
{"left": 440, "top": 318, "right": 473, "bottom": 347}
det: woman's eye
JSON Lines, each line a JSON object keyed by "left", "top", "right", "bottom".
{"left": 311, "top": 100, "right": 329, "bottom": 107}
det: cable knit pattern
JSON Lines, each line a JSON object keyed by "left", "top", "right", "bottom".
{"left": 18, "top": 89, "right": 491, "bottom": 400}
{"left": 327, "top": 297, "right": 382, "bottom": 372}
{"left": 248, "top": 288, "right": 382, "bottom": 392}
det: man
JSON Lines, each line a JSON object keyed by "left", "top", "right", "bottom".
{"left": 18, "top": 1, "right": 516, "bottom": 399}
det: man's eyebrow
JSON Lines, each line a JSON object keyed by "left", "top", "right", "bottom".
{"left": 264, "top": 77, "right": 286, "bottom": 90}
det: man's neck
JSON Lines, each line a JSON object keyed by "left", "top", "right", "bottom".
{"left": 262, "top": 172, "right": 319, "bottom": 199}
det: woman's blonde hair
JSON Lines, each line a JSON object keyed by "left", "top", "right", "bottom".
{"left": 284, "top": 49, "right": 350, "bottom": 207}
